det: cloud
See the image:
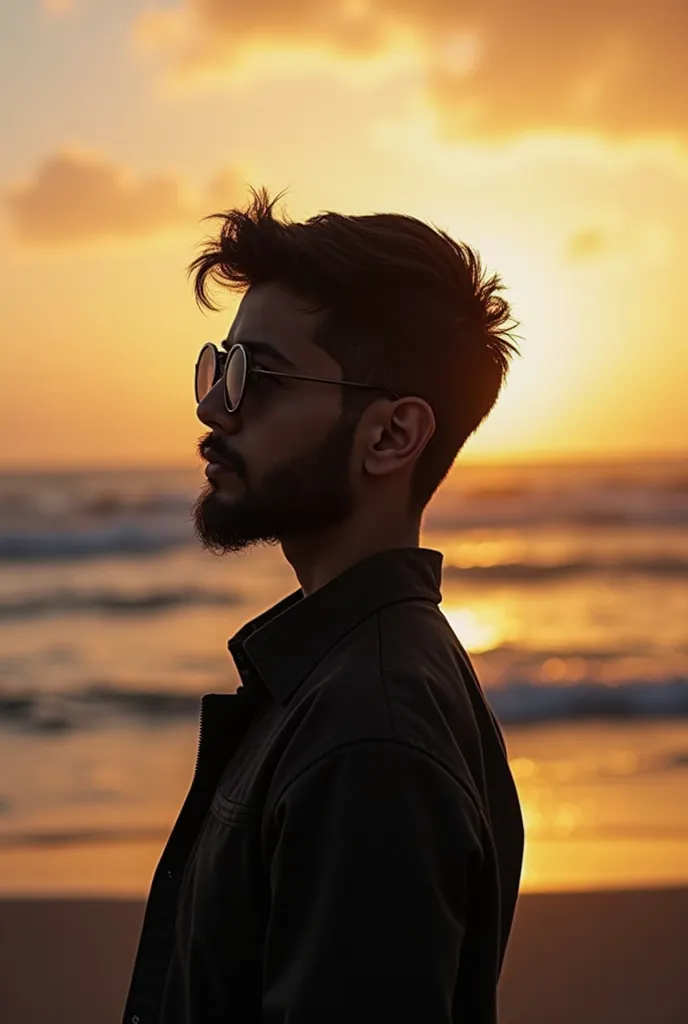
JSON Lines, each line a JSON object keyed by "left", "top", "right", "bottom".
{"left": 425, "top": 4, "right": 688, "bottom": 142}
{"left": 134, "top": 0, "right": 688, "bottom": 141}
{"left": 5, "top": 150, "right": 244, "bottom": 246}
{"left": 136, "top": 0, "right": 394, "bottom": 70}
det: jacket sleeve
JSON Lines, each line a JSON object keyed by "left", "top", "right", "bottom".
{"left": 261, "top": 739, "right": 484, "bottom": 1023}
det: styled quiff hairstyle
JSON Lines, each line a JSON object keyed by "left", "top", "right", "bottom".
{"left": 190, "top": 187, "right": 519, "bottom": 511}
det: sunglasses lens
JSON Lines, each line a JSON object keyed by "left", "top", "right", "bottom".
{"left": 195, "top": 345, "right": 217, "bottom": 402}
{"left": 226, "top": 346, "right": 246, "bottom": 411}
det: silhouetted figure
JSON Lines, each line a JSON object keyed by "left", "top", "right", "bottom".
{"left": 122, "top": 187, "right": 524, "bottom": 1024}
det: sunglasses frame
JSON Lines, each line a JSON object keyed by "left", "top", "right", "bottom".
{"left": 195, "top": 341, "right": 401, "bottom": 414}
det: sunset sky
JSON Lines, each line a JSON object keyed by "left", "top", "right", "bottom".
{"left": 2, "top": 1, "right": 687, "bottom": 468}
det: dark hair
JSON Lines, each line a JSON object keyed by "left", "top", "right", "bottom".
{"left": 189, "top": 186, "right": 520, "bottom": 511}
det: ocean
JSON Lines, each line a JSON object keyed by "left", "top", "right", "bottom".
{"left": 1, "top": 455, "right": 687, "bottom": 894}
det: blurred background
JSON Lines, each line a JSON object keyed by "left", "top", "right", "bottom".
{"left": 1, "top": 1, "right": 687, "bottom": 904}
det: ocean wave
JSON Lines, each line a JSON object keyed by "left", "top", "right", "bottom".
{"left": 2, "top": 677, "right": 688, "bottom": 732}
{"left": 0, "top": 586, "right": 240, "bottom": 619}
{"left": 1, "top": 475, "right": 688, "bottom": 563}
{"left": 0, "top": 825, "right": 169, "bottom": 848}
{"left": 80, "top": 684, "right": 203, "bottom": 715}
{"left": 3, "top": 814, "right": 688, "bottom": 850}
{"left": 489, "top": 678, "right": 688, "bottom": 725}
{"left": 444, "top": 555, "right": 688, "bottom": 583}
{"left": 0, "top": 548, "right": 686, "bottom": 614}
{"left": 0, "top": 686, "right": 204, "bottom": 733}
{"left": 0, "top": 524, "right": 192, "bottom": 561}
{"left": 426, "top": 504, "right": 688, "bottom": 531}
{"left": 3, "top": 458, "right": 688, "bottom": 536}
{"left": 0, "top": 516, "right": 687, "bottom": 565}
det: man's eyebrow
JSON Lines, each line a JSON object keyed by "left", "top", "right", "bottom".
{"left": 220, "top": 337, "right": 296, "bottom": 370}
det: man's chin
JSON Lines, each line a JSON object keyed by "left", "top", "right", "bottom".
{"left": 197, "top": 482, "right": 240, "bottom": 515}
{"left": 192, "top": 485, "right": 280, "bottom": 554}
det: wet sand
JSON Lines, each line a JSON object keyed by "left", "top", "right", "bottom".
{"left": 0, "top": 887, "right": 686, "bottom": 1023}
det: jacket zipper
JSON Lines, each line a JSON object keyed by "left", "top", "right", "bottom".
{"left": 193, "top": 698, "right": 204, "bottom": 779}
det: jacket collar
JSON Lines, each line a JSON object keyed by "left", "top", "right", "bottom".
{"left": 227, "top": 547, "right": 443, "bottom": 705}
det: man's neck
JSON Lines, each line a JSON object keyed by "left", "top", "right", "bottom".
{"left": 281, "top": 520, "right": 421, "bottom": 597}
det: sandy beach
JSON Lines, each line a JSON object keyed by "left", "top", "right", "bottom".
{"left": 0, "top": 887, "right": 685, "bottom": 1023}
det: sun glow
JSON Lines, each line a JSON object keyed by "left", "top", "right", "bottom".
{"left": 441, "top": 604, "right": 510, "bottom": 654}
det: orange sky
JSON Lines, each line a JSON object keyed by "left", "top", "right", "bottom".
{"left": 1, "top": 0, "right": 687, "bottom": 468}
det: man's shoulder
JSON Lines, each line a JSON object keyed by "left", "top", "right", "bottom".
{"left": 270, "top": 599, "right": 483, "bottom": 805}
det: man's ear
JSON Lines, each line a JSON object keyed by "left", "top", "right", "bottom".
{"left": 363, "top": 398, "right": 435, "bottom": 478}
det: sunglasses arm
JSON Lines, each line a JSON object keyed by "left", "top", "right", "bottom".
{"left": 251, "top": 367, "right": 399, "bottom": 399}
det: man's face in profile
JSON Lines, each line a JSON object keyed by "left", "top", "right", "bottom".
{"left": 193, "top": 282, "right": 360, "bottom": 554}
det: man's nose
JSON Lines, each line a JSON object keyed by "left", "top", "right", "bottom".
{"left": 196, "top": 380, "right": 241, "bottom": 434}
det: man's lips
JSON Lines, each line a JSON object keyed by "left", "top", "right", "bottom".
{"left": 202, "top": 445, "right": 240, "bottom": 469}
{"left": 202, "top": 447, "right": 243, "bottom": 483}
{"left": 205, "top": 461, "right": 238, "bottom": 484}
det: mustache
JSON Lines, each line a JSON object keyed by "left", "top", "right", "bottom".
{"left": 197, "top": 433, "right": 246, "bottom": 478}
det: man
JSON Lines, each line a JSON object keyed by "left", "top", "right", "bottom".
{"left": 122, "top": 187, "right": 524, "bottom": 1024}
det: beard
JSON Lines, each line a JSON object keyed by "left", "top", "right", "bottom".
{"left": 193, "top": 413, "right": 358, "bottom": 554}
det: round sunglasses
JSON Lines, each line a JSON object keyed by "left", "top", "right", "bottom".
{"left": 194, "top": 342, "right": 400, "bottom": 414}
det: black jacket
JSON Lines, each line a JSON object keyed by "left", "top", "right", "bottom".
{"left": 122, "top": 547, "right": 524, "bottom": 1024}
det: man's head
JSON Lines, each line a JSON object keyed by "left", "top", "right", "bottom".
{"left": 191, "top": 187, "right": 519, "bottom": 554}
